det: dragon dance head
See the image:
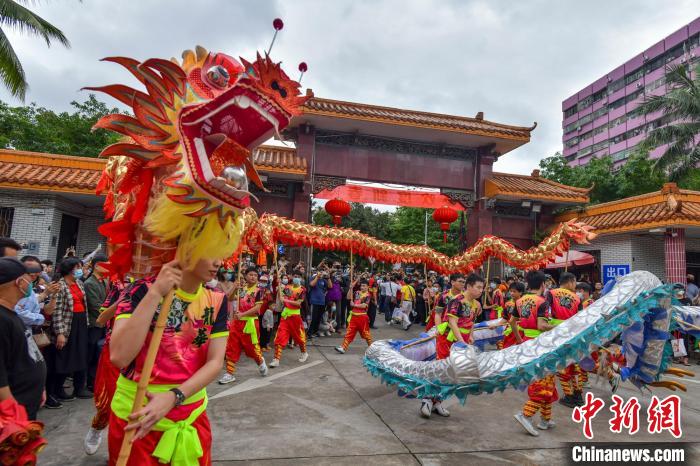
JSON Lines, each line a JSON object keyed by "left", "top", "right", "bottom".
{"left": 93, "top": 42, "right": 308, "bottom": 276}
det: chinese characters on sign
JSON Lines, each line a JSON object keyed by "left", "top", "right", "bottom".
{"left": 602, "top": 264, "right": 630, "bottom": 285}
{"left": 572, "top": 394, "right": 682, "bottom": 439}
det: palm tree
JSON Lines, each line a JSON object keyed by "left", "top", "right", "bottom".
{"left": 637, "top": 63, "right": 700, "bottom": 181}
{"left": 0, "top": 0, "right": 69, "bottom": 100}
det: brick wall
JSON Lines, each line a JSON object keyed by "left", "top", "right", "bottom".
{"left": 630, "top": 234, "right": 666, "bottom": 280}
{"left": 0, "top": 189, "right": 105, "bottom": 261}
{"left": 572, "top": 234, "right": 633, "bottom": 278}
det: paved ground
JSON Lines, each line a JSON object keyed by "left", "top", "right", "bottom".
{"left": 39, "top": 323, "right": 700, "bottom": 465}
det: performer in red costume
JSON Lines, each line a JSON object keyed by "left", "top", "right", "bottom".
{"left": 270, "top": 270, "right": 309, "bottom": 368}
{"left": 108, "top": 260, "right": 229, "bottom": 466}
{"left": 514, "top": 271, "right": 558, "bottom": 437}
{"left": 498, "top": 281, "right": 525, "bottom": 350}
{"left": 84, "top": 279, "right": 125, "bottom": 455}
{"left": 335, "top": 279, "right": 372, "bottom": 354}
{"left": 219, "top": 267, "right": 268, "bottom": 384}
{"left": 547, "top": 272, "right": 583, "bottom": 408}
{"left": 420, "top": 273, "right": 483, "bottom": 419}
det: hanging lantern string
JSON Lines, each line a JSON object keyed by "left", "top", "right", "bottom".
{"left": 267, "top": 18, "right": 284, "bottom": 55}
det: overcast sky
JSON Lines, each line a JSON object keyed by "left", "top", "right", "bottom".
{"left": 2, "top": 0, "right": 697, "bottom": 175}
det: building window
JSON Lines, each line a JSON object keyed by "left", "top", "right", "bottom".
{"left": 564, "top": 106, "right": 577, "bottom": 118}
{"left": 0, "top": 207, "right": 13, "bottom": 237}
{"left": 593, "top": 125, "right": 607, "bottom": 137}
{"left": 607, "top": 77, "right": 625, "bottom": 95}
{"left": 625, "top": 68, "right": 644, "bottom": 85}
{"left": 580, "top": 130, "right": 593, "bottom": 141}
{"left": 592, "top": 106, "right": 608, "bottom": 120}
{"left": 625, "top": 88, "right": 644, "bottom": 104}
{"left": 609, "top": 115, "right": 627, "bottom": 129}
{"left": 579, "top": 146, "right": 593, "bottom": 157}
{"left": 577, "top": 96, "right": 593, "bottom": 112}
{"left": 592, "top": 89, "right": 607, "bottom": 103}
{"left": 564, "top": 137, "right": 579, "bottom": 149}
{"left": 609, "top": 96, "right": 626, "bottom": 110}
{"left": 666, "top": 43, "right": 684, "bottom": 63}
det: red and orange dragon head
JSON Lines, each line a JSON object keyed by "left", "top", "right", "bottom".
{"left": 93, "top": 39, "right": 308, "bottom": 276}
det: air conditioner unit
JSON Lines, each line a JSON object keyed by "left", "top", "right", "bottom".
{"left": 577, "top": 126, "right": 582, "bottom": 132}
{"left": 636, "top": 82, "right": 643, "bottom": 88}
{"left": 643, "top": 54, "right": 649, "bottom": 61}
{"left": 602, "top": 98, "right": 608, "bottom": 104}
{"left": 608, "top": 76, "right": 613, "bottom": 82}
{"left": 681, "top": 57, "right": 687, "bottom": 63}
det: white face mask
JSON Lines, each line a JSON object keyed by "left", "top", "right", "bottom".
{"left": 282, "top": 278, "right": 289, "bottom": 285}
{"left": 576, "top": 292, "right": 584, "bottom": 300}
{"left": 207, "top": 279, "right": 218, "bottom": 288}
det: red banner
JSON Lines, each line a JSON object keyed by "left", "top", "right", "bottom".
{"left": 315, "top": 184, "right": 465, "bottom": 210}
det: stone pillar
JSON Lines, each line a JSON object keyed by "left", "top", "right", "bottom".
{"left": 664, "top": 227, "right": 686, "bottom": 284}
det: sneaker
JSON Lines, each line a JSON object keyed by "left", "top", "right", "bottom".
{"left": 269, "top": 358, "right": 280, "bottom": 368}
{"left": 433, "top": 402, "right": 450, "bottom": 417}
{"left": 334, "top": 346, "right": 346, "bottom": 354}
{"left": 258, "top": 361, "right": 268, "bottom": 377}
{"left": 298, "top": 352, "right": 309, "bottom": 363}
{"left": 559, "top": 395, "right": 578, "bottom": 408}
{"left": 420, "top": 399, "right": 433, "bottom": 418}
{"left": 56, "top": 391, "right": 75, "bottom": 402}
{"left": 84, "top": 427, "right": 103, "bottom": 455}
{"left": 405, "top": 323, "right": 412, "bottom": 331}
{"left": 514, "top": 413, "right": 540, "bottom": 437}
{"left": 44, "top": 395, "right": 63, "bottom": 409}
{"left": 218, "top": 372, "right": 236, "bottom": 384}
{"left": 536, "top": 419, "right": 556, "bottom": 430}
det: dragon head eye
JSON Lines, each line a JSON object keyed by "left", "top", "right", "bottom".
{"left": 206, "top": 65, "right": 230, "bottom": 89}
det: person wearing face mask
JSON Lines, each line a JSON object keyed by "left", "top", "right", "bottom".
{"left": 219, "top": 267, "right": 268, "bottom": 384}
{"left": 49, "top": 256, "right": 91, "bottom": 404}
{"left": 575, "top": 282, "right": 594, "bottom": 309}
{"left": 423, "top": 280, "right": 440, "bottom": 331}
{"left": 270, "top": 270, "right": 309, "bottom": 368}
{"left": 256, "top": 275, "right": 274, "bottom": 352}
{"left": 0, "top": 257, "right": 47, "bottom": 421}
{"left": 15, "top": 255, "right": 57, "bottom": 330}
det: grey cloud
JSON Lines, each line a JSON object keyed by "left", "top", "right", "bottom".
{"left": 1, "top": 0, "right": 697, "bottom": 175}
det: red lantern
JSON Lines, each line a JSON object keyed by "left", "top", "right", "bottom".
{"left": 325, "top": 198, "right": 351, "bottom": 226}
{"left": 432, "top": 206, "right": 458, "bottom": 243}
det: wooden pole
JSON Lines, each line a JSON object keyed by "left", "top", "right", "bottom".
{"left": 483, "top": 258, "right": 491, "bottom": 304}
{"left": 116, "top": 290, "right": 175, "bottom": 466}
{"left": 236, "top": 250, "right": 243, "bottom": 313}
{"left": 350, "top": 246, "right": 354, "bottom": 286}
{"left": 273, "top": 244, "right": 282, "bottom": 302}
{"left": 564, "top": 250, "right": 570, "bottom": 273}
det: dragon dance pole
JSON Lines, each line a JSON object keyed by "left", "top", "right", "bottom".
{"left": 273, "top": 244, "right": 282, "bottom": 302}
{"left": 117, "top": 290, "right": 176, "bottom": 466}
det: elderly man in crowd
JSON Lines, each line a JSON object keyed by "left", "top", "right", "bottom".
{"left": 0, "top": 256, "right": 47, "bottom": 420}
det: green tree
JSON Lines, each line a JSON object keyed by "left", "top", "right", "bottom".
{"left": 0, "top": 0, "right": 70, "bottom": 100}
{"left": 387, "top": 207, "right": 459, "bottom": 257}
{"left": 637, "top": 63, "right": 700, "bottom": 182}
{"left": 539, "top": 152, "right": 666, "bottom": 204}
{"left": 0, "top": 94, "right": 120, "bottom": 156}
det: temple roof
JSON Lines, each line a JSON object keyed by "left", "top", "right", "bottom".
{"left": 290, "top": 95, "right": 536, "bottom": 155}
{"left": 485, "top": 169, "right": 591, "bottom": 204}
{"left": 555, "top": 183, "right": 700, "bottom": 234}
{"left": 0, "top": 146, "right": 307, "bottom": 195}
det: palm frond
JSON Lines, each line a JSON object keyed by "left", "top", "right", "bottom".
{"left": 640, "top": 123, "right": 700, "bottom": 152}
{"left": 664, "top": 63, "right": 697, "bottom": 93}
{"left": 0, "top": 26, "right": 25, "bottom": 99}
{"left": 0, "top": 0, "right": 69, "bottom": 47}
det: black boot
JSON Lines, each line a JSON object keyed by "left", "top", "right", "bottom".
{"left": 559, "top": 394, "right": 578, "bottom": 408}
{"left": 574, "top": 391, "right": 585, "bottom": 407}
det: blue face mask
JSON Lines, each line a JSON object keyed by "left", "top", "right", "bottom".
{"left": 73, "top": 268, "right": 84, "bottom": 279}
{"left": 292, "top": 277, "right": 302, "bottom": 286}
{"left": 225, "top": 273, "right": 234, "bottom": 281}
{"left": 21, "top": 279, "right": 33, "bottom": 298}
